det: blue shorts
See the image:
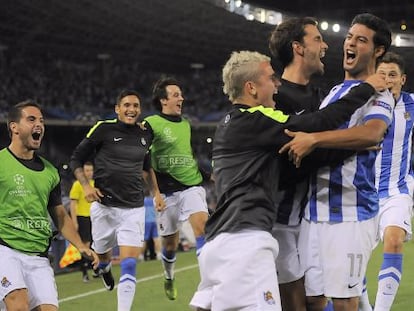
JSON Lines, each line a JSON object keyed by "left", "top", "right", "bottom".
{"left": 144, "top": 222, "right": 159, "bottom": 240}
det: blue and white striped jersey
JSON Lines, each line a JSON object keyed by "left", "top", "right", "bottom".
{"left": 376, "top": 91, "right": 414, "bottom": 198}
{"left": 304, "top": 80, "right": 394, "bottom": 222}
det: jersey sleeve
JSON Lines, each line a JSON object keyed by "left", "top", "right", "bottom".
{"left": 301, "top": 148, "right": 355, "bottom": 170}
{"left": 69, "top": 122, "right": 105, "bottom": 171}
{"left": 286, "top": 82, "right": 376, "bottom": 133}
{"left": 363, "top": 90, "right": 394, "bottom": 126}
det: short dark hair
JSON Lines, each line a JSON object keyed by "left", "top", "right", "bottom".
{"left": 151, "top": 76, "right": 180, "bottom": 112}
{"left": 378, "top": 51, "right": 405, "bottom": 74}
{"left": 116, "top": 89, "right": 140, "bottom": 105}
{"left": 269, "top": 17, "right": 319, "bottom": 67}
{"left": 7, "top": 99, "right": 41, "bottom": 138}
{"left": 350, "top": 13, "right": 392, "bottom": 62}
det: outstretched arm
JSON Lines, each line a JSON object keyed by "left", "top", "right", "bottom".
{"left": 54, "top": 204, "right": 99, "bottom": 268}
{"left": 279, "top": 118, "right": 388, "bottom": 167}
{"left": 285, "top": 74, "right": 388, "bottom": 133}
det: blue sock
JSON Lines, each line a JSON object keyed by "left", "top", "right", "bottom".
{"left": 162, "top": 248, "right": 176, "bottom": 261}
{"left": 379, "top": 253, "right": 402, "bottom": 279}
{"left": 359, "top": 276, "right": 372, "bottom": 311}
{"left": 98, "top": 261, "right": 110, "bottom": 271}
{"left": 362, "top": 276, "right": 368, "bottom": 295}
{"left": 162, "top": 248, "right": 176, "bottom": 280}
{"left": 120, "top": 257, "right": 137, "bottom": 280}
{"left": 195, "top": 235, "right": 205, "bottom": 256}
{"left": 323, "top": 300, "right": 334, "bottom": 311}
{"left": 374, "top": 253, "right": 402, "bottom": 310}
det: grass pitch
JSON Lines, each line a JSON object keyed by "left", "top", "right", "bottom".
{"left": 56, "top": 241, "right": 414, "bottom": 310}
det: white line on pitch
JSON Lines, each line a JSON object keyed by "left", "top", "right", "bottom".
{"left": 59, "top": 264, "right": 198, "bottom": 303}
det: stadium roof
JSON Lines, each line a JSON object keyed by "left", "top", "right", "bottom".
{"left": 248, "top": 0, "right": 414, "bottom": 32}
{"left": 0, "top": 0, "right": 271, "bottom": 71}
{"left": 0, "top": 0, "right": 413, "bottom": 81}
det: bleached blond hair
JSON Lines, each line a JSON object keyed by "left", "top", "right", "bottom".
{"left": 222, "top": 50, "right": 271, "bottom": 101}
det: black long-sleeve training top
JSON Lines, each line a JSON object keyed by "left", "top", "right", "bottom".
{"left": 70, "top": 119, "right": 151, "bottom": 208}
{"left": 205, "top": 82, "right": 376, "bottom": 240}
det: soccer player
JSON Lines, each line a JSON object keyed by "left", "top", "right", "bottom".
{"left": 268, "top": 16, "right": 329, "bottom": 311}
{"left": 190, "top": 50, "right": 388, "bottom": 311}
{"left": 69, "top": 161, "right": 96, "bottom": 282}
{"left": 0, "top": 100, "right": 98, "bottom": 311}
{"left": 143, "top": 77, "right": 209, "bottom": 300}
{"left": 70, "top": 89, "right": 165, "bottom": 311}
{"left": 280, "top": 13, "right": 394, "bottom": 311}
{"left": 371, "top": 52, "right": 414, "bottom": 311}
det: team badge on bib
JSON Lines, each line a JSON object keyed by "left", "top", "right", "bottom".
{"left": 263, "top": 290, "right": 276, "bottom": 305}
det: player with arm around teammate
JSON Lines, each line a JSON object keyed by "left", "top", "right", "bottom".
{"left": 190, "top": 50, "right": 388, "bottom": 311}
{"left": 279, "top": 13, "right": 394, "bottom": 311}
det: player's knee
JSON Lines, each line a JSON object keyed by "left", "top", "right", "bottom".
{"left": 384, "top": 235, "right": 404, "bottom": 252}
{"left": 162, "top": 233, "right": 179, "bottom": 250}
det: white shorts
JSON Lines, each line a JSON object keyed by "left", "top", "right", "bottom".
{"left": 378, "top": 194, "right": 413, "bottom": 241}
{"left": 190, "top": 230, "right": 282, "bottom": 311}
{"left": 157, "top": 186, "right": 208, "bottom": 236}
{"left": 298, "top": 217, "right": 378, "bottom": 298}
{"left": 0, "top": 245, "right": 58, "bottom": 310}
{"left": 272, "top": 224, "right": 304, "bottom": 284}
{"left": 90, "top": 202, "right": 145, "bottom": 254}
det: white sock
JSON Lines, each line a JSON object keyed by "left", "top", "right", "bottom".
{"left": 374, "top": 253, "right": 402, "bottom": 311}
{"left": 374, "top": 277, "right": 400, "bottom": 311}
{"left": 117, "top": 274, "right": 137, "bottom": 311}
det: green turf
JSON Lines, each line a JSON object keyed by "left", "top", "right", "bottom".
{"left": 56, "top": 242, "right": 414, "bottom": 310}
{"left": 57, "top": 251, "right": 200, "bottom": 311}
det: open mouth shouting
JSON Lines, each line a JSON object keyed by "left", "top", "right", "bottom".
{"left": 32, "top": 129, "right": 42, "bottom": 141}
{"left": 320, "top": 49, "right": 326, "bottom": 59}
{"left": 345, "top": 49, "right": 356, "bottom": 65}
